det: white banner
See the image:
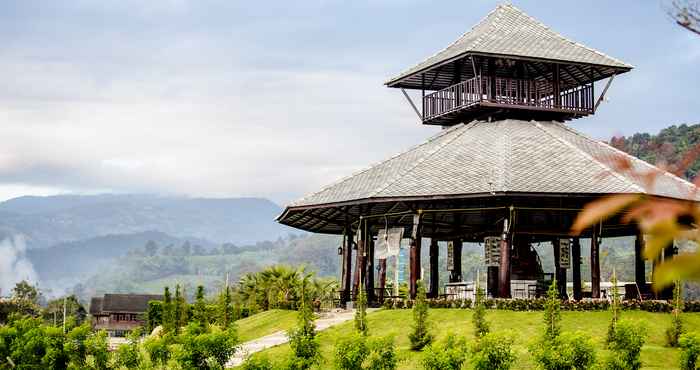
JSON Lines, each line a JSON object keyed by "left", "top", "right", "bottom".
{"left": 376, "top": 227, "right": 404, "bottom": 259}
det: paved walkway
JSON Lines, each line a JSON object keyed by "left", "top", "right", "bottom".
{"left": 226, "top": 309, "right": 358, "bottom": 368}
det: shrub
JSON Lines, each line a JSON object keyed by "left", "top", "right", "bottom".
{"left": 471, "top": 331, "right": 517, "bottom": 370}
{"left": 601, "top": 320, "right": 646, "bottom": 370}
{"left": 287, "top": 279, "right": 321, "bottom": 370}
{"left": 680, "top": 333, "right": 700, "bottom": 370}
{"left": 114, "top": 328, "right": 142, "bottom": 369}
{"left": 530, "top": 331, "right": 596, "bottom": 370}
{"left": 606, "top": 270, "right": 621, "bottom": 347}
{"left": 355, "top": 288, "right": 369, "bottom": 336}
{"left": 409, "top": 281, "right": 432, "bottom": 350}
{"left": 543, "top": 280, "right": 561, "bottom": 341}
{"left": 334, "top": 333, "right": 368, "bottom": 370}
{"left": 422, "top": 334, "right": 468, "bottom": 370}
{"left": 667, "top": 282, "right": 684, "bottom": 347}
{"left": 473, "top": 285, "right": 489, "bottom": 340}
{"left": 241, "top": 355, "right": 275, "bottom": 370}
{"left": 365, "top": 336, "right": 398, "bottom": 370}
{"left": 334, "top": 334, "right": 397, "bottom": 370}
{"left": 143, "top": 332, "right": 172, "bottom": 366}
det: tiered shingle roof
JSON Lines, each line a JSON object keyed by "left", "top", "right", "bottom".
{"left": 386, "top": 4, "right": 632, "bottom": 88}
{"left": 287, "top": 119, "right": 697, "bottom": 208}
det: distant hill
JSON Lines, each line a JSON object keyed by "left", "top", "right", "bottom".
{"left": 610, "top": 123, "right": 700, "bottom": 180}
{"left": 26, "top": 230, "right": 216, "bottom": 282}
{"left": 0, "top": 194, "right": 293, "bottom": 248}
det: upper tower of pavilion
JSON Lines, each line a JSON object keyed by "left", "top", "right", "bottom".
{"left": 385, "top": 4, "right": 633, "bottom": 126}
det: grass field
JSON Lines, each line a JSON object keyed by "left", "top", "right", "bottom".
{"left": 236, "top": 309, "right": 298, "bottom": 342}
{"left": 242, "top": 308, "right": 700, "bottom": 369}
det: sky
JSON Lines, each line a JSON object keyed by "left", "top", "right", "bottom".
{"left": 0, "top": 0, "right": 697, "bottom": 205}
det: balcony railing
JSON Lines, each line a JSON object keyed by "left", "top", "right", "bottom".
{"left": 422, "top": 75, "right": 594, "bottom": 122}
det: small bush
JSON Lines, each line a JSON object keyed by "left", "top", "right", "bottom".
{"left": 530, "top": 331, "right": 596, "bottom": 370}
{"left": 409, "top": 281, "right": 432, "bottom": 350}
{"left": 680, "top": 333, "right": 700, "bottom": 370}
{"left": 334, "top": 334, "right": 396, "bottom": 370}
{"left": 422, "top": 334, "right": 468, "bottom": 370}
{"left": 365, "top": 336, "right": 398, "bottom": 370}
{"left": 471, "top": 331, "right": 517, "bottom": 370}
{"left": 601, "top": 320, "right": 646, "bottom": 370}
{"left": 335, "top": 333, "right": 368, "bottom": 370}
{"left": 472, "top": 286, "right": 489, "bottom": 340}
{"left": 667, "top": 282, "right": 684, "bottom": 347}
{"left": 241, "top": 356, "right": 275, "bottom": 370}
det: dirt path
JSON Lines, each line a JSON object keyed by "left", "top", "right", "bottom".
{"left": 226, "top": 309, "right": 357, "bottom": 368}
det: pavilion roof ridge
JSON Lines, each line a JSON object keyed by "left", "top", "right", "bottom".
{"left": 365, "top": 122, "right": 477, "bottom": 200}
{"left": 532, "top": 121, "right": 645, "bottom": 193}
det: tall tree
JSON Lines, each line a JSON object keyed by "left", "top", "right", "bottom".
{"left": 162, "top": 286, "right": 175, "bottom": 333}
{"left": 193, "top": 285, "right": 208, "bottom": 329}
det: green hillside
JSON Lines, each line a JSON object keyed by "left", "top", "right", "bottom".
{"left": 245, "top": 309, "right": 700, "bottom": 370}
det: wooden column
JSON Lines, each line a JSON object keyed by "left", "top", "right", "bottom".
{"left": 498, "top": 219, "right": 511, "bottom": 298}
{"left": 352, "top": 237, "right": 364, "bottom": 299}
{"left": 553, "top": 239, "right": 564, "bottom": 298}
{"left": 409, "top": 214, "right": 422, "bottom": 299}
{"left": 634, "top": 230, "right": 645, "bottom": 293}
{"left": 340, "top": 229, "right": 354, "bottom": 305}
{"left": 553, "top": 63, "right": 561, "bottom": 107}
{"left": 572, "top": 237, "right": 582, "bottom": 301}
{"left": 366, "top": 234, "right": 375, "bottom": 302}
{"left": 449, "top": 240, "right": 463, "bottom": 283}
{"left": 662, "top": 243, "right": 677, "bottom": 299}
{"left": 378, "top": 258, "right": 387, "bottom": 303}
{"left": 487, "top": 267, "right": 498, "bottom": 298}
{"left": 429, "top": 238, "right": 439, "bottom": 298}
{"left": 590, "top": 227, "right": 601, "bottom": 299}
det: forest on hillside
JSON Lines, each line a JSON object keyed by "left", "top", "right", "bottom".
{"left": 610, "top": 123, "right": 700, "bottom": 180}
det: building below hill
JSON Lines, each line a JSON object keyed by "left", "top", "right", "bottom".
{"left": 89, "top": 293, "right": 162, "bottom": 337}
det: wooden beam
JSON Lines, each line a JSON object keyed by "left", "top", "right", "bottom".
{"left": 401, "top": 88, "right": 424, "bottom": 122}
{"left": 594, "top": 75, "right": 615, "bottom": 112}
{"left": 449, "top": 239, "right": 463, "bottom": 283}
{"left": 409, "top": 213, "right": 422, "bottom": 299}
{"left": 572, "top": 237, "right": 582, "bottom": 301}
{"left": 498, "top": 218, "right": 511, "bottom": 298}
{"left": 634, "top": 229, "right": 645, "bottom": 293}
{"left": 590, "top": 225, "right": 601, "bottom": 299}
{"left": 428, "top": 238, "right": 439, "bottom": 298}
{"left": 341, "top": 228, "right": 354, "bottom": 306}
{"left": 378, "top": 258, "right": 387, "bottom": 303}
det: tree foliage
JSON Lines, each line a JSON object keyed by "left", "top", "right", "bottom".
{"left": 543, "top": 280, "right": 561, "bottom": 341}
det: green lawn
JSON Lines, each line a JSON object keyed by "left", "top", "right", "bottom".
{"left": 236, "top": 309, "right": 298, "bottom": 342}
{"left": 245, "top": 309, "right": 700, "bottom": 369}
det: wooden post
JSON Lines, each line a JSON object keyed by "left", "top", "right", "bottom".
{"left": 449, "top": 240, "right": 463, "bottom": 283}
{"left": 634, "top": 230, "right": 645, "bottom": 293}
{"left": 553, "top": 239, "right": 563, "bottom": 298}
{"left": 591, "top": 226, "right": 601, "bottom": 299}
{"left": 341, "top": 229, "right": 354, "bottom": 305}
{"left": 498, "top": 218, "right": 511, "bottom": 298}
{"left": 353, "top": 238, "right": 364, "bottom": 299}
{"left": 378, "top": 258, "right": 387, "bottom": 303}
{"left": 662, "top": 243, "right": 677, "bottom": 299}
{"left": 487, "top": 267, "right": 498, "bottom": 298}
{"left": 409, "top": 213, "right": 422, "bottom": 299}
{"left": 366, "top": 233, "right": 375, "bottom": 303}
{"left": 572, "top": 237, "right": 582, "bottom": 301}
{"left": 488, "top": 58, "right": 496, "bottom": 101}
{"left": 553, "top": 63, "right": 561, "bottom": 107}
{"left": 429, "top": 238, "right": 439, "bottom": 298}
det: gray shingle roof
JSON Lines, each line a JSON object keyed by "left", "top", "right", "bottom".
{"left": 386, "top": 4, "right": 633, "bottom": 86}
{"left": 90, "top": 294, "right": 163, "bottom": 314}
{"left": 289, "top": 119, "right": 697, "bottom": 208}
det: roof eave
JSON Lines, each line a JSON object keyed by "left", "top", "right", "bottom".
{"left": 386, "top": 52, "right": 633, "bottom": 89}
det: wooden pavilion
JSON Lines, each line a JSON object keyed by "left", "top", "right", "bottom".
{"left": 277, "top": 4, "right": 698, "bottom": 304}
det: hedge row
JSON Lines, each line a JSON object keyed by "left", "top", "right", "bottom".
{"left": 381, "top": 298, "right": 700, "bottom": 313}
